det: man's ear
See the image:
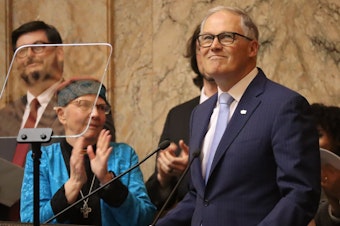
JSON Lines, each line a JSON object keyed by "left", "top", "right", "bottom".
{"left": 54, "top": 106, "right": 66, "bottom": 125}
{"left": 248, "top": 40, "right": 259, "bottom": 57}
{"left": 56, "top": 46, "right": 64, "bottom": 62}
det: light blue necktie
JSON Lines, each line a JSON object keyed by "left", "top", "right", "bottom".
{"left": 205, "top": 93, "right": 233, "bottom": 183}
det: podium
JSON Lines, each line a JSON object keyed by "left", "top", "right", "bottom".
{"left": 0, "top": 158, "right": 24, "bottom": 208}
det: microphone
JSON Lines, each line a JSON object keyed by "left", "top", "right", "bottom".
{"left": 149, "top": 150, "right": 201, "bottom": 226}
{"left": 44, "top": 139, "right": 171, "bottom": 224}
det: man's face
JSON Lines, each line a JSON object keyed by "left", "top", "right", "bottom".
{"left": 198, "top": 11, "right": 257, "bottom": 85}
{"left": 14, "top": 30, "right": 63, "bottom": 88}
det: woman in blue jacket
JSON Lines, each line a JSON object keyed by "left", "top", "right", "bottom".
{"left": 20, "top": 77, "right": 156, "bottom": 226}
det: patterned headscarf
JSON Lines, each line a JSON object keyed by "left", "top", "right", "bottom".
{"left": 56, "top": 77, "right": 109, "bottom": 107}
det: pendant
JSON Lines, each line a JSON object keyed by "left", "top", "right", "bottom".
{"left": 80, "top": 202, "right": 92, "bottom": 218}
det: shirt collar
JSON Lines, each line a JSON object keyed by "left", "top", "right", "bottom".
{"left": 26, "top": 80, "right": 62, "bottom": 106}
{"left": 217, "top": 67, "right": 258, "bottom": 102}
{"left": 200, "top": 86, "right": 210, "bottom": 104}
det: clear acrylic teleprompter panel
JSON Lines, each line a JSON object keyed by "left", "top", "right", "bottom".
{"left": 0, "top": 43, "right": 112, "bottom": 139}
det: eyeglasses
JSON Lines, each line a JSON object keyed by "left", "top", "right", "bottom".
{"left": 15, "top": 42, "right": 51, "bottom": 58}
{"left": 70, "top": 99, "right": 111, "bottom": 115}
{"left": 197, "top": 32, "right": 253, "bottom": 48}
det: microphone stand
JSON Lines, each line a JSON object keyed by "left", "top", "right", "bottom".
{"left": 17, "top": 128, "right": 53, "bottom": 226}
{"left": 149, "top": 151, "right": 200, "bottom": 226}
{"left": 44, "top": 140, "right": 171, "bottom": 224}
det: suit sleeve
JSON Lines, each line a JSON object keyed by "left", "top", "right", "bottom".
{"left": 156, "top": 189, "right": 196, "bottom": 226}
{"left": 258, "top": 95, "right": 321, "bottom": 225}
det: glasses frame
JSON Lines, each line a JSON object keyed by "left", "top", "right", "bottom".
{"left": 197, "top": 32, "right": 253, "bottom": 48}
{"left": 70, "top": 99, "right": 111, "bottom": 115}
{"left": 14, "top": 42, "right": 51, "bottom": 58}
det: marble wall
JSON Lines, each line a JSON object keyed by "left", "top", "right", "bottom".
{"left": 0, "top": 0, "right": 339, "bottom": 179}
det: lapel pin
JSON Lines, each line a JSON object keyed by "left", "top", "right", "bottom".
{"left": 240, "top": 110, "right": 247, "bottom": 115}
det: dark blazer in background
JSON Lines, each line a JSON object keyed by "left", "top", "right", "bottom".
{"left": 145, "top": 96, "right": 200, "bottom": 210}
{"left": 157, "top": 68, "right": 321, "bottom": 226}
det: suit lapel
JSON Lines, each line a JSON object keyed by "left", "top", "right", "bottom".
{"left": 191, "top": 94, "right": 218, "bottom": 191}
{"left": 206, "top": 72, "right": 267, "bottom": 183}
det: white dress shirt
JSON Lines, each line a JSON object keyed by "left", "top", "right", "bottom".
{"left": 201, "top": 68, "right": 258, "bottom": 178}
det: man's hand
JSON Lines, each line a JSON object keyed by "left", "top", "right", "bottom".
{"left": 157, "top": 139, "right": 189, "bottom": 187}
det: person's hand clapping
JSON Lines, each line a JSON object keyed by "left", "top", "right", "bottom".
{"left": 65, "top": 136, "right": 88, "bottom": 203}
{"left": 157, "top": 139, "right": 189, "bottom": 187}
{"left": 87, "top": 129, "right": 113, "bottom": 184}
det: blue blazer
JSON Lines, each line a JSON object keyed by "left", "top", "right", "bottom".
{"left": 157, "top": 68, "right": 321, "bottom": 226}
{"left": 20, "top": 142, "right": 156, "bottom": 226}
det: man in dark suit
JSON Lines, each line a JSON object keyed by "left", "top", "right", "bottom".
{"left": 145, "top": 25, "right": 217, "bottom": 213}
{"left": 0, "top": 20, "right": 115, "bottom": 221}
{"left": 157, "top": 6, "right": 320, "bottom": 226}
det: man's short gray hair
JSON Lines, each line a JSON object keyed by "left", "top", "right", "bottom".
{"left": 200, "top": 6, "right": 259, "bottom": 41}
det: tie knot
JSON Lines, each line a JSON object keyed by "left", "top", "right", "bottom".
{"left": 30, "top": 98, "right": 40, "bottom": 110}
{"left": 219, "top": 93, "right": 233, "bottom": 105}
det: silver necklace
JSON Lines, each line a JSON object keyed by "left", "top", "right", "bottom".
{"left": 79, "top": 175, "right": 96, "bottom": 218}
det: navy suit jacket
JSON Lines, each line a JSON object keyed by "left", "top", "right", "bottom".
{"left": 157, "top": 68, "right": 321, "bottom": 226}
